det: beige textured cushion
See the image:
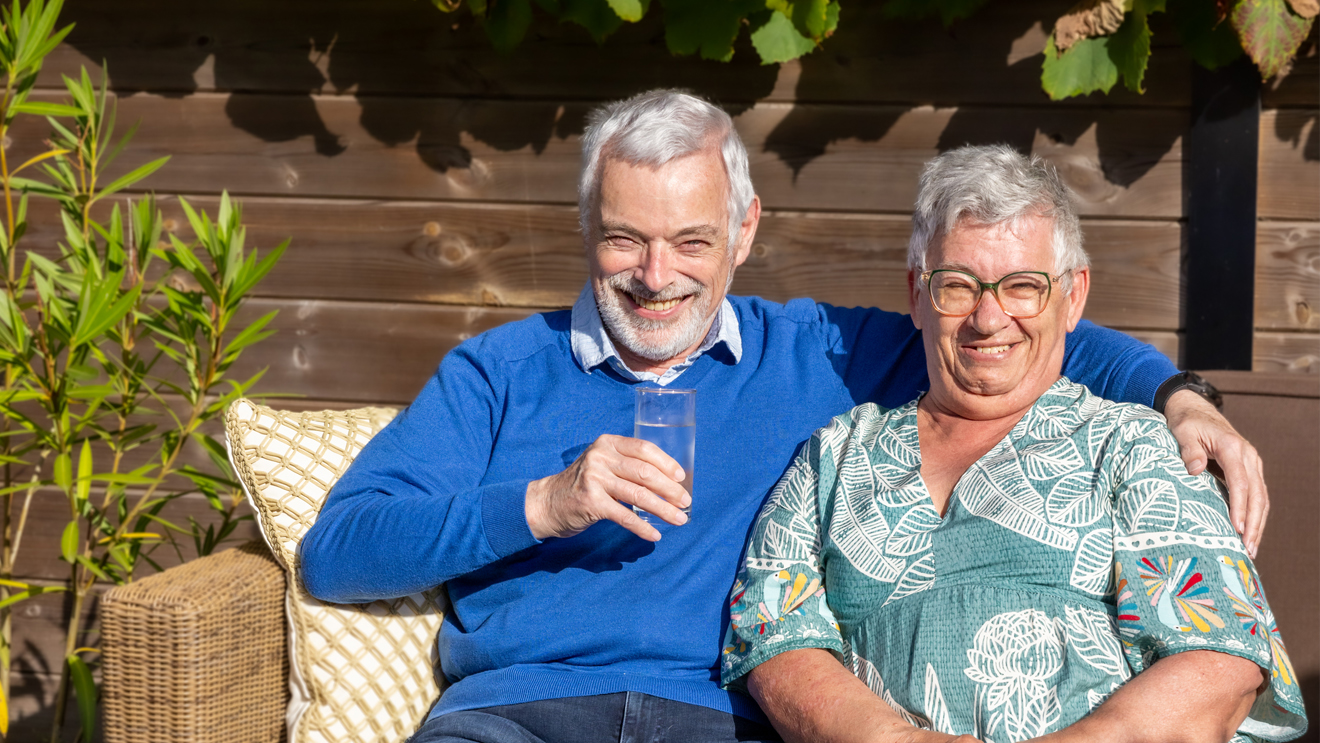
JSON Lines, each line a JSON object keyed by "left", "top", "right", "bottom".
{"left": 225, "top": 399, "right": 449, "bottom": 743}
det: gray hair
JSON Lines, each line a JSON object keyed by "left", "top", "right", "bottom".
{"left": 908, "top": 144, "right": 1088, "bottom": 280}
{"left": 578, "top": 89, "right": 755, "bottom": 249}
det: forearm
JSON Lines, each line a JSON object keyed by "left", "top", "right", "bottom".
{"left": 300, "top": 478, "right": 537, "bottom": 602}
{"left": 747, "top": 649, "right": 962, "bottom": 743}
{"left": 1030, "top": 650, "right": 1265, "bottom": 743}
{"left": 1061, "top": 320, "right": 1178, "bottom": 407}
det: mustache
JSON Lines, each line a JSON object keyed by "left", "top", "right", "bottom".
{"left": 605, "top": 273, "right": 706, "bottom": 302}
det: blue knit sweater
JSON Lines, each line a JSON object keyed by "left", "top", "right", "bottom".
{"left": 299, "top": 297, "right": 1176, "bottom": 722}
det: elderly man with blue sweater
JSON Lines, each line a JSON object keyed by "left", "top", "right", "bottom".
{"left": 299, "top": 90, "right": 1269, "bottom": 743}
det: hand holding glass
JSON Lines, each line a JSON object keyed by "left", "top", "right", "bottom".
{"left": 633, "top": 388, "right": 695, "bottom": 524}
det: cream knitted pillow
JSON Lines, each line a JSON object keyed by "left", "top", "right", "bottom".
{"left": 225, "top": 399, "right": 449, "bottom": 743}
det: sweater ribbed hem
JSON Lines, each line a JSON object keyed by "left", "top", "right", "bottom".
{"left": 480, "top": 480, "right": 539, "bottom": 558}
{"left": 428, "top": 666, "right": 768, "bottom": 725}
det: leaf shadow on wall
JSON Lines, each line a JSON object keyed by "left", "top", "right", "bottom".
{"left": 764, "top": 3, "right": 1185, "bottom": 197}
{"left": 57, "top": 0, "right": 779, "bottom": 181}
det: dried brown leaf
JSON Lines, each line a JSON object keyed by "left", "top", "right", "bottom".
{"left": 1286, "top": 0, "right": 1319, "bottom": 18}
{"left": 1055, "top": 0, "right": 1128, "bottom": 51}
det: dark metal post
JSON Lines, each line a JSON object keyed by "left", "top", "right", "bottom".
{"left": 1183, "top": 58, "right": 1261, "bottom": 370}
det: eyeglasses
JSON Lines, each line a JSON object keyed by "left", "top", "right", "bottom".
{"left": 920, "top": 269, "right": 1063, "bottom": 319}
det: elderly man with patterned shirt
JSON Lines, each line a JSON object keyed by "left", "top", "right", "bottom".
{"left": 298, "top": 90, "right": 1270, "bottom": 743}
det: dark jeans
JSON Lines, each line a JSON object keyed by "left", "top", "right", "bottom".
{"left": 409, "top": 692, "right": 783, "bottom": 743}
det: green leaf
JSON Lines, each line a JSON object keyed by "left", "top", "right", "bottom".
{"left": 75, "top": 554, "right": 111, "bottom": 582}
{"left": 75, "top": 439, "right": 91, "bottom": 503}
{"left": 562, "top": 0, "right": 626, "bottom": 42}
{"left": 662, "top": 0, "right": 764, "bottom": 61}
{"left": 751, "top": 9, "right": 818, "bottom": 63}
{"left": 10, "top": 101, "right": 79, "bottom": 117}
{"left": 67, "top": 654, "right": 97, "bottom": 743}
{"left": 605, "top": 0, "right": 649, "bottom": 22}
{"left": 881, "top": 0, "right": 989, "bottom": 26}
{"left": 483, "top": 0, "right": 534, "bottom": 52}
{"left": 91, "top": 155, "right": 170, "bottom": 202}
{"left": 1232, "top": 0, "right": 1314, "bottom": 79}
{"left": 1041, "top": 32, "right": 1119, "bottom": 99}
{"left": 53, "top": 451, "right": 72, "bottom": 492}
{"left": 60, "top": 520, "right": 79, "bottom": 563}
{"left": 1109, "top": 7, "right": 1153, "bottom": 93}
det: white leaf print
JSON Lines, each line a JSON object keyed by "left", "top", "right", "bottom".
{"left": 876, "top": 475, "right": 927, "bottom": 505}
{"left": 1119, "top": 478, "right": 1180, "bottom": 533}
{"left": 883, "top": 553, "right": 937, "bottom": 607}
{"left": 816, "top": 414, "right": 853, "bottom": 461}
{"left": 1029, "top": 404, "right": 1083, "bottom": 440}
{"left": 1062, "top": 605, "right": 1130, "bottom": 678}
{"left": 880, "top": 410, "right": 921, "bottom": 469}
{"left": 838, "top": 427, "right": 877, "bottom": 502}
{"left": 845, "top": 642, "right": 930, "bottom": 729}
{"left": 763, "top": 519, "right": 814, "bottom": 561}
{"left": 1069, "top": 528, "right": 1113, "bottom": 596}
{"left": 1018, "top": 687, "right": 1061, "bottom": 739}
{"left": 961, "top": 450, "right": 1078, "bottom": 551}
{"left": 925, "top": 663, "right": 954, "bottom": 734}
{"left": 886, "top": 505, "right": 942, "bottom": 556}
{"left": 1161, "top": 463, "right": 1222, "bottom": 495}
{"left": 1046, "top": 472, "right": 1103, "bottom": 527}
{"left": 1085, "top": 416, "right": 1120, "bottom": 462}
{"left": 1021, "top": 439, "right": 1085, "bottom": 481}
{"left": 766, "top": 462, "right": 816, "bottom": 517}
{"left": 829, "top": 473, "right": 902, "bottom": 582}
{"left": 1123, "top": 444, "right": 1170, "bottom": 476}
{"left": 1181, "top": 500, "right": 1235, "bottom": 536}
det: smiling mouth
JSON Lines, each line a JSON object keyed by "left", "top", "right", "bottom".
{"left": 978, "top": 344, "right": 1013, "bottom": 354}
{"left": 628, "top": 293, "right": 686, "bottom": 312}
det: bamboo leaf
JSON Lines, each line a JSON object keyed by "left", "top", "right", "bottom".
{"left": 91, "top": 155, "right": 170, "bottom": 202}
{"left": 10, "top": 101, "right": 79, "bottom": 117}
{"left": 53, "top": 451, "right": 71, "bottom": 492}
{"left": 75, "top": 439, "right": 91, "bottom": 503}
{"left": 67, "top": 654, "right": 97, "bottom": 743}
{"left": 75, "top": 554, "right": 110, "bottom": 582}
{"left": 60, "top": 520, "right": 78, "bottom": 563}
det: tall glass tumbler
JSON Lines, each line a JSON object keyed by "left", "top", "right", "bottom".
{"left": 633, "top": 387, "right": 696, "bottom": 524}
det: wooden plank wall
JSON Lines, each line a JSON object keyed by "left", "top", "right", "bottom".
{"left": 0, "top": 0, "right": 1314, "bottom": 736}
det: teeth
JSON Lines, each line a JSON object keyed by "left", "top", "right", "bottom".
{"left": 979, "top": 344, "right": 1012, "bottom": 354}
{"left": 634, "top": 295, "right": 682, "bottom": 312}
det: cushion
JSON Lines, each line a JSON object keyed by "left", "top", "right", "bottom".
{"left": 225, "top": 399, "right": 449, "bottom": 743}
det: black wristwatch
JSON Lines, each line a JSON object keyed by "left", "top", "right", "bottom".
{"left": 1154, "top": 371, "right": 1223, "bottom": 413}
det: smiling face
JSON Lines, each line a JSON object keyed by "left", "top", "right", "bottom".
{"left": 588, "top": 146, "right": 759, "bottom": 373}
{"left": 910, "top": 214, "right": 1090, "bottom": 421}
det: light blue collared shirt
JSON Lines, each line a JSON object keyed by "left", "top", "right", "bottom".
{"left": 569, "top": 284, "right": 743, "bottom": 386}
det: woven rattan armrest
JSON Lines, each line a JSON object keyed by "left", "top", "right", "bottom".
{"left": 101, "top": 540, "right": 289, "bottom": 743}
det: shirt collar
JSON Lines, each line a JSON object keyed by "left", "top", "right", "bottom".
{"left": 570, "top": 284, "right": 742, "bottom": 385}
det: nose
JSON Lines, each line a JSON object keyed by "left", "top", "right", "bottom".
{"left": 967, "top": 287, "right": 1011, "bottom": 334}
{"left": 637, "top": 243, "right": 677, "bottom": 293}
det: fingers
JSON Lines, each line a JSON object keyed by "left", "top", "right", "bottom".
{"left": 1179, "top": 438, "right": 1208, "bottom": 476}
{"left": 600, "top": 498, "right": 663, "bottom": 542}
{"left": 613, "top": 435, "right": 687, "bottom": 484}
{"left": 1206, "top": 435, "right": 1269, "bottom": 559}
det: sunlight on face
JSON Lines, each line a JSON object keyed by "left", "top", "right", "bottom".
{"left": 912, "top": 215, "right": 1089, "bottom": 420}
{"left": 588, "top": 148, "right": 747, "bottom": 370}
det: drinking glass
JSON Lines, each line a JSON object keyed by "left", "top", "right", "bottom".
{"left": 633, "top": 387, "right": 695, "bottom": 524}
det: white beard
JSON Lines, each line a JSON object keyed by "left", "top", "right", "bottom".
{"left": 594, "top": 271, "right": 715, "bottom": 363}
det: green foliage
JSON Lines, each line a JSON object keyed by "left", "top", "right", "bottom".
{"left": 0, "top": 2, "right": 288, "bottom": 738}
{"left": 1234, "top": 0, "right": 1315, "bottom": 78}
{"left": 430, "top": 0, "right": 1314, "bottom": 99}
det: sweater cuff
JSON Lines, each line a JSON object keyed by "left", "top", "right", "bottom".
{"left": 480, "top": 480, "right": 540, "bottom": 558}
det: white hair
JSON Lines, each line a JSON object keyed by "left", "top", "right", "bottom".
{"left": 578, "top": 89, "right": 755, "bottom": 249}
{"left": 908, "top": 144, "right": 1089, "bottom": 281}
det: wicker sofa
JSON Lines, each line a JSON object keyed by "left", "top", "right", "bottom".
{"left": 97, "top": 372, "right": 1319, "bottom": 743}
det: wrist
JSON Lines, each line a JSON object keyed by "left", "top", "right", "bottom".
{"left": 1154, "top": 371, "right": 1222, "bottom": 413}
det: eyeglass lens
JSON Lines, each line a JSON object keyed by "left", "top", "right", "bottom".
{"left": 930, "top": 271, "right": 1051, "bottom": 317}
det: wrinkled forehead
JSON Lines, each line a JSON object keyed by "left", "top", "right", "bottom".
{"left": 929, "top": 213, "right": 1056, "bottom": 273}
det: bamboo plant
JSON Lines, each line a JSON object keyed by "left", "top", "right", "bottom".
{"left": 0, "top": 1, "right": 287, "bottom": 740}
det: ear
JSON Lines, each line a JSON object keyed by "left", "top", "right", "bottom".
{"left": 731, "top": 195, "right": 761, "bottom": 268}
{"left": 908, "top": 269, "right": 924, "bottom": 330}
{"left": 1064, "top": 266, "right": 1090, "bottom": 332}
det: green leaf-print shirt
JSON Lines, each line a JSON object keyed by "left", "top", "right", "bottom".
{"left": 721, "top": 379, "right": 1307, "bottom": 743}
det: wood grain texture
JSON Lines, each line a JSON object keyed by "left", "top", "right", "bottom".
{"left": 18, "top": 196, "right": 1184, "bottom": 328}
{"left": 1259, "top": 109, "right": 1320, "bottom": 221}
{"left": 41, "top": 0, "right": 1192, "bottom": 107}
{"left": 219, "top": 298, "right": 1182, "bottom": 405}
{"left": 1262, "top": 28, "right": 1318, "bottom": 109}
{"left": 1254, "top": 331, "right": 1320, "bottom": 373}
{"left": 1256, "top": 222, "right": 1320, "bottom": 331}
{"left": 6, "top": 92, "right": 1188, "bottom": 218}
